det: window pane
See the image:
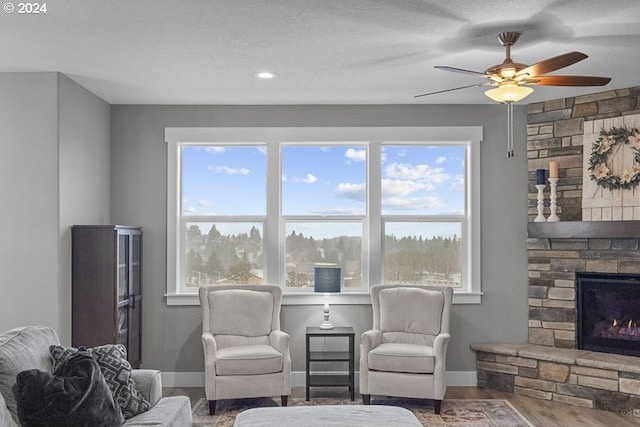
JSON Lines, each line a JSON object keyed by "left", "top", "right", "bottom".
{"left": 384, "top": 222, "right": 462, "bottom": 288}
{"left": 382, "top": 145, "right": 465, "bottom": 215}
{"left": 282, "top": 145, "right": 366, "bottom": 216}
{"left": 181, "top": 145, "right": 266, "bottom": 215}
{"left": 285, "top": 222, "right": 362, "bottom": 289}
{"left": 183, "top": 222, "right": 263, "bottom": 290}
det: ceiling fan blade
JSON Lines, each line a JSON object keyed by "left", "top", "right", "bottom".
{"left": 414, "top": 82, "right": 492, "bottom": 98}
{"left": 434, "top": 65, "right": 490, "bottom": 78}
{"left": 516, "top": 51, "right": 588, "bottom": 78}
{"left": 525, "top": 75, "right": 611, "bottom": 86}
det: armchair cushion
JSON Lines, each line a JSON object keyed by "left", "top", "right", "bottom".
{"left": 379, "top": 288, "right": 444, "bottom": 336}
{"left": 50, "top": 344, "right": 150, "bottom": 419}
{"left": 209, "top": 289, "right": 273, "bottom": 337}
{"left": 368, "top": 343, "right": 435, "bottom": 373}
{"left": 215, "top": 345, "right": 283, "bottom": 376}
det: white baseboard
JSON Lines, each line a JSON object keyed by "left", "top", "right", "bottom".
{"left": 162, "top": 371, "right": 477, "bottom": 388}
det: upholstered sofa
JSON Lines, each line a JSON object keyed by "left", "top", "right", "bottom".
{"left": 0, "top": 326, "right": 192, "bottom": 427}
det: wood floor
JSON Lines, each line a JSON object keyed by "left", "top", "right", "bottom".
{"left": 165, "top": 386, "right": 640, "bottom": 426}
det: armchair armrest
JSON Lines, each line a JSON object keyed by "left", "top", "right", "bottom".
{"left": 131, "top": 369, "right": 162, "bottom": 406}
{"left": 201, "top": 331, "right": 218, "bottom": 357}
{"left": 433, "top": 332, "right": 450, "bottom": 359}
{"left": 201, "top": 332, "right": 218, "bottom": 399}
{"left": 360, "top": 330, "right": 382, "bottom": 355}
{"left": 433, "top": 332, "right": 451, "bottom": 399}
{"left": 269, "top": 330, "right": 290, "bottom": 357}
{"left": 360, "top": 330, "right": 382, "bottom": 370}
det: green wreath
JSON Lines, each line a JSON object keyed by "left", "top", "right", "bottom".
{"left": 588, "top": 126, "right": 640, "bottom": 190}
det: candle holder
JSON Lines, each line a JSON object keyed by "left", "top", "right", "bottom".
{"left": 534, "top": 184, "right": 547, "bottom": 222}
{"left": 547, "top": 177, "right": 560, "bottom": 222}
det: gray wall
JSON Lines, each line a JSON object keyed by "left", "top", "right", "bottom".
{"left": 58, "top": 74, "right": 111, "bottom": 343}
{"left": 0, "top": 73, "right": 60, "bottom": 334}
{"left": 0, "top": 72, "right": 110, "bottom": 343}
{"left": 111, "top": 104, "right": 530, "bottom": 374}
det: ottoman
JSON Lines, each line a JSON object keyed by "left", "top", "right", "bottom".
{"left": 234, "top": 405, "right": 422, "bottom": 426}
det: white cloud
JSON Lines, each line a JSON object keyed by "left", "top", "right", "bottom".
{"left": 302, "top": 174, "right": 317, "bottom": 184}
{"left": 345, "top": 148, "right": 366, "bottom": 162}
{"left": 382, "top": 196, "right": 446, "bottom": 210}
{"left": 449, "top": 175, "right": 464, "bottom": 192}
{"left": 308, "top": 207, "right": 365, "bottom": 215}
{"left": 183, "top": 206, "right": 197, "bottom": 214}
{"left": 204, "top": 147, "right": 226, "bottom": 154}
{"left": 256, "top": 147, "right": 267, "bottom": 155}
{"left": 335, "top": 182, "right": 366, "bottom": 201}
{"left": 282, "top": 174, "right": 287, "bottom": 182}
{"left": 198, "top": 199, "right": 213, "bottom": 208}
{"left": 381, "top": 179, "right": 432, "bottom": 197}
{"left": 436, "top": 156, "right": 447, "bottom": 164}
{"left": 385, "top": 162, "right": 449, "bottom": 183}
{"left": 208, "top": 165, "right": 250, "bottom": 175}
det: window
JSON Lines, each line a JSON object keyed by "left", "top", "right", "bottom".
{"left": 282, "top": 145, "right": 366, "bottom": 290}
{"left": 180, "top": 145, "right": 265, "bottom": 293}
{"left": 166, "top": 127, "right": 482, "bottom": 305}
{"left": 382, "top": 145, "right": 466, "bottom": 289}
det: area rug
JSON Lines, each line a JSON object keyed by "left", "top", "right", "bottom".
{"left": 192, "top": 397, "right": 534, "bottom": 426}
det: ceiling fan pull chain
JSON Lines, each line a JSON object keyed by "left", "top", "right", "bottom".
{"left": 507, "top": 102, "right": 514, "bottom": 158}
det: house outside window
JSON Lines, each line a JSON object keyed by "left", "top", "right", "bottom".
{"left": 165, "top": 127, "right": 482, "bottom": 305}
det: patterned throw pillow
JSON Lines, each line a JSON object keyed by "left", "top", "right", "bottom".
{"left": 50, "top": 344, "right": 150, "bottom": 419}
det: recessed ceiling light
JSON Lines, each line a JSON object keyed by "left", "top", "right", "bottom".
{"left": 255, "top": 72, "right": 276, "bottom": 79}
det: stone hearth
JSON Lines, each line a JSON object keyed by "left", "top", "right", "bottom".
{"left": 471, "top": 343, "right": 640, "bottom": 415}
{"left": 472, "top": 222, "right": 640, "bottom": 416}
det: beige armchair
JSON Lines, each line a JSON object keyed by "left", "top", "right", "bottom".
{"left": 360, "top": 284, "right": 453, "bottom": 414}
{"left": 199, "top": 284, "right": 291, "bottom": 415}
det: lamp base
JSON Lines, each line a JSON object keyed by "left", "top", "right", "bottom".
{"left": 319, "top": 321, "right": 334, "bottom": 330}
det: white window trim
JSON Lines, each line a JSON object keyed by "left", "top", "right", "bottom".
{"left": 165, "top": 126, "right": 483, "bottom": 306}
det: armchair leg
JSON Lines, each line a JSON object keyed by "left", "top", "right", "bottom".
{"left": 433, "top": 399, "right": 442, "bottom": 414}
{"left": 281, "top": 395, "right": 288, "bottom": 407}
{"left": 362, "top": 394, "right": 370, "bottom": 405}
{"left": 208, "top": 400, "right": 216, "bottom": 415}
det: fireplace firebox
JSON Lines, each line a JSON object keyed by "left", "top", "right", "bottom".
{"left": 577, "top": 271, "right": 640, "bottom": 357}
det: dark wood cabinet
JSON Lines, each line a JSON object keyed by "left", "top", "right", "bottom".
{"left": 72, "top": 225, "right": 142, "bottom": 368}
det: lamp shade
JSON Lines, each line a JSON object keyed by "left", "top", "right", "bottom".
{"left": 314, "top": 264, "right": 341, "bottom": 293}
{"left": 484, "top": 84, "right": 533, "bottom": 103}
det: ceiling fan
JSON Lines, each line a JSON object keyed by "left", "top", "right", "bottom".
{"left": 416, "top": 32, "right": 611, "bottom": 158}
{"left": 416, "top": 31, "right": 611, "bottom": 102}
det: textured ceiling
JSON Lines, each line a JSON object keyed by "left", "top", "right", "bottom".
{"left": 1, "top": 0, "right": 639, "bottom": 105}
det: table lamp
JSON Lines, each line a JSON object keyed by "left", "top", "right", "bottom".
{"left": 314, "top": 263, "right": 341, "bottom": 329}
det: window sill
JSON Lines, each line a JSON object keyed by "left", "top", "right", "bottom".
{"left": 165, "top": 291, "right": 482, "bottom": 306}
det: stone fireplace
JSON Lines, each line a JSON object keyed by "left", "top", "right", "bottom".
{"left": 576, "top": 271, "right": 640, "bottom": 357}
{"left": 472, "top": 86, "right": 640, "bottom": 416}
{"left": 526, "top": 222, "right": 640, "bottom": 350}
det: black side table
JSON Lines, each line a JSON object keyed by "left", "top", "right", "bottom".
{"left": 305, "top": 326, "right": 355, "bottom": 401}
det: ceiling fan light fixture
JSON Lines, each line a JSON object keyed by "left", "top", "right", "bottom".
{"left": 500, "top": 67, "right": 517, "bottom": 78}
{"left": 484, "top": 84, "right": 533, "bottom": 103}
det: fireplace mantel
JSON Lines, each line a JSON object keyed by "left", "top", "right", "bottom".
{"left": 528, "top": 221, "right": 640, "bottom": 239}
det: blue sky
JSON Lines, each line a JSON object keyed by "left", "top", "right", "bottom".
{"left": 181, "top": 144, "right": 465, "bottom": 239}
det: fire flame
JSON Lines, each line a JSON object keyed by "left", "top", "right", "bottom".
{"left": 613, "top": 319, "right": 618, "bottom": 327}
